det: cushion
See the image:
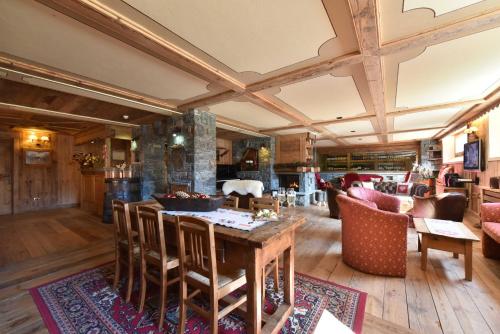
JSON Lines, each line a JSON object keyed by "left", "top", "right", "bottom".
{"left": 362, "top": 181, "right": 375, "bottom": 190}
{"left": 396, "top": 182, "right": 412, "bottom": 195}
{"left": 483, "top": 222, "right": 500, "bottom": 243}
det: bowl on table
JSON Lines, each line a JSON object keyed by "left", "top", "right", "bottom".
{"left": 152, "top": 193, "right": 225, "bottom": 212}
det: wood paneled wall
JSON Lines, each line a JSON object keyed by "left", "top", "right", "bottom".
{"left": 275, "top": 133, "right": 308, "bottom": 164}
{"left": 216, "top": 138, "right": 232, "bottom": 165}
{"left": 2, "top": 130, "right": 80, "bottom": 213}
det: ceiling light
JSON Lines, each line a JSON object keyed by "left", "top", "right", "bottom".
{"left": 350, "top": 130, "right": 356, "bottom": 133}
{"left": 358, "top": 138, "right": 362, "bottom": 141}
{"left": 122, "top": 115, "right": 129, "bottom": 120}
{"left": 336, "top": 117, "right": 343, "bottom": 120}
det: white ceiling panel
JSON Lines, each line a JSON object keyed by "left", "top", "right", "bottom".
{"left": 396, "top": 28, "right": 500, "bottom": 108}
{"left": 277, "top": 75, "right": 367, "bottom": 121}
{"left": 208, "top": 101, "right": 291, "bottom": 129}
{"left": 314, "top": 140, "right": 337, "bottom": 147}
{"left": 403, "top": 0, "right": 483, "bottom": 16}
{"left": 123, "top": 0, "right": 335, "bottom": 74}
{"left": 325, "top": 120, "right": 374, "bottom": 136}
{"left": 393, "top": 107, "right": 463, "bottom": 130}
{"left": 0, "top": 1, "right": 210, "bottom": 101}
{"left": 391, "top": 129, "right": 442, "bottom": 142}
{"left": 343, "top": 135, "right": 379, "bottom": 145}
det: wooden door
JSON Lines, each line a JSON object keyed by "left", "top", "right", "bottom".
{"left": 0, "top": 140, "right": 13, "bottom": 215}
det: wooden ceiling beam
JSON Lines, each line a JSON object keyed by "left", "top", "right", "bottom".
{"left": 246, "top": 53, "right": 363, "bottom": 92}
{"left": 336, "top": 126, "right": 446, "bottom": 140}
{"left": 347, "top": 0, "right": 388, "bottom": 143}
{"left": 259, "top": 113, "right": 376, "bottom": 133}
{"left": 435, "top": 87, "right": 500, "bottom": 139}
{"left": 380, "top": 9, "right": 500, "bottom": 55}
{"left": 387, "top": 99, "right": 486, "bottom": 117}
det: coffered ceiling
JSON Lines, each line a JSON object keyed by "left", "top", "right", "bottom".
{"left": 0, "top": 0, "right": 499, "bottom": 146}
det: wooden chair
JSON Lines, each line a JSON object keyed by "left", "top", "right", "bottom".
{"left": 176, "top": 216, "right": 247, "bottom": 334}
{"left": 248, "top": 198, "right": 280, "bottom": 299}
{"left": 222, "top": 195, "right": 239, "bottom": 209}
{"left": 136, "top": 205, "right": 180, "bottom": 330}
{"left": 112, "top": 200, "right": 138, "bottom": 303}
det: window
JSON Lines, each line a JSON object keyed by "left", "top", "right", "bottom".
{"left": 489, "top": 107, "right": 500, "bottom": 161}
{"left": 454, "top": 132, "right": 467, "bottom": 157}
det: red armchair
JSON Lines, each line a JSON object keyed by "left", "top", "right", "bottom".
{"left": 336, "top": 195, "right": 408, "bottom": 277}
{"left": 347, "top": 187, "right": 401, "bottom": 213}
{"left": 481, "top": 203, "right": 500, "bottom": 259}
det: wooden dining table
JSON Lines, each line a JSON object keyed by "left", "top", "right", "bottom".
{"left": 130, "top": 202, "right": 305, "bottom": 334}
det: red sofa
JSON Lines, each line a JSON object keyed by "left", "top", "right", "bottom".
{"left": 481, "top": 203, "right": 500, "bottom": 259}
{"left": 341, "top": 173, "right": 383, "bottom": 191}
{"left": 347, "top": 187, "right": 401, "bottom": 213}
{"left": 336, "top": 195, "right": 409, "bottom": 277}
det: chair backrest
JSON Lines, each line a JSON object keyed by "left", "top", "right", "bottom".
{"left": 176, "top": 216, "right": 218, "bottom": 287}
{"left": 222, "top": 195, "right": 239, "bottom": 209}
{"left": 112, "top": 200, "right": 134, "bottom": 246}
{"left": 136, "top": 205, "right": 167, "bottom": 263}
{"left": 413, "top": 193, "right": 467, "bottom": 222}
{"left": 249, "top": 197, "right": 279, "bottom": 213}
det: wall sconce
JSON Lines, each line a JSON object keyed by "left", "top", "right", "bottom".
{"left": 27, "top": 132, "right": 50, "bottom": 147}
{"left": 464, "top": 122, "right": 479, "bottom": 140}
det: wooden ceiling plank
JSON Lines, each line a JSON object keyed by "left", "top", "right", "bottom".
{"left": 0, "top": 53, "right": 178, "bottom": 113}
{"left": 381, "top": 9, "right": 500, "bottom": 56}
{"left": 0, "top": 103, "right": 139, "bottom": 128}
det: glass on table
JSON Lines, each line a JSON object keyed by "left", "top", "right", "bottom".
{"left": 286, "top": 188, "right": 296, "bottom": 207}
{"left": 277, "top": 187, "right": 287, "bottom": 207}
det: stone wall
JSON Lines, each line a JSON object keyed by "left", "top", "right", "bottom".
{"left": 134, "top": 120, "right": 168, "bottom": 199}
{"left": 166, "top": 110, "right": 216, "bottom": 195}
{"left": 134, "top": 110, "right": 216, "bottom": 199}
{"left": 233, "top": 137, "right": 278, "bottom": 192}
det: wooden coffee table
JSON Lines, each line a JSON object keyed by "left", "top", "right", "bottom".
{"left": 414, "top": 218, "right": 480, "bottom": 281}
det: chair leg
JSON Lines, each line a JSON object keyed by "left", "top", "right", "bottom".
{"left": 178, "top": 279, "right": 187, "bottom": 334}
{"left": 158, "top": 271, "right": 167, "bottom": 331}
{"left": 210, "top": 292, "right": 219, "bottom": 334}
{"left": 273, "top": 257, "right": 279, "bottom": 292}
{"left": 125, "top": 253, "right": 134, "bottom": 302}
{"left": 113, "top": 249, "right": 121, "bottom": 289}
{"left": 138, "top": 260, "right": 147, "bottom": 313}
{"left": 262, "top": 267, "right": 266, "bottom": 306}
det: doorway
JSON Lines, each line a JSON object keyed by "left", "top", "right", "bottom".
{"left": 0, "top": 139, "right": 13, "bottom": 215}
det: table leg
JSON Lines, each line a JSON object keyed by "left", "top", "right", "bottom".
{"left": 465, "top": 241, "right": 473, "bottom": 281}
{"left": 417, "top": 234, "right": 421, "bottom": 252}
{"left": 283, "top": 234, "right": 295, "bottom": 307}
{"left": 421, "top": 235, "right": 428, "bottom": 271}
{"left": 246, "top": 247, "right": 262, "bottom": 334}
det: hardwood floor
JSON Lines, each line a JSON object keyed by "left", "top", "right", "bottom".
{"left": 0, "top": 206, "right": 498, "bottom": 333}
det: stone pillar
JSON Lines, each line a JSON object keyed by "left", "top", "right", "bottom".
{"left": 167, "top": 109, "right": 216, "bottom": 195}
{"left": 135, "top": 120, "right": 168, "bottom": 199}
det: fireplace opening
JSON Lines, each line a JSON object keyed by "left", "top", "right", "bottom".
{"left": 279, "top": 174, "right": 300, "bottom": 191}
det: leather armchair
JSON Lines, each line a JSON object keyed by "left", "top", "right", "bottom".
{"left": 481, "top": 203, "right": 500, "bottom": 259}
{"left": 336, "top": 195, "right": 408, "bottom": 277}
{"left": 347, "top": 187, "right": 401, "bottom": 213}
{"left": 411, "top": 193, "right": 467, "bottom": 222}
{"left": 326, "top": 184, "right": 346, "bottom": 219}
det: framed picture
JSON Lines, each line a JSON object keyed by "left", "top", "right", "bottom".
{"left": 25, "top": 150, "right": 51, "bottom": 165}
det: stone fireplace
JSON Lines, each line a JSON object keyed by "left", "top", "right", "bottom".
{"left": 277, "top": 172, "right": 316, "bottom": 206}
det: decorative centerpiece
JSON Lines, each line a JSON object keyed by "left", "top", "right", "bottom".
{"left": 254, "top": 209, "right": 278, "bottom": 221}
{"left": 152, "top": 191, "right": 225, "bottom": 212}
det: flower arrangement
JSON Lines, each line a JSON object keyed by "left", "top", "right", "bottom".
{"left": 412, "top": 163, "right": 434, "bottom": 179}
{"left": 73, "top": 153, "right": 102, "bottom": 169}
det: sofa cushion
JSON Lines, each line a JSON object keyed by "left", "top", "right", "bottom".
{"left": 483, "top": 222, "right": 500, "bottom": 243}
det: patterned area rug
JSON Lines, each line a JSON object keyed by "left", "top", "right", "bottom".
{"left": 30, "top": 264, "right": 366, "bottom": 333}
